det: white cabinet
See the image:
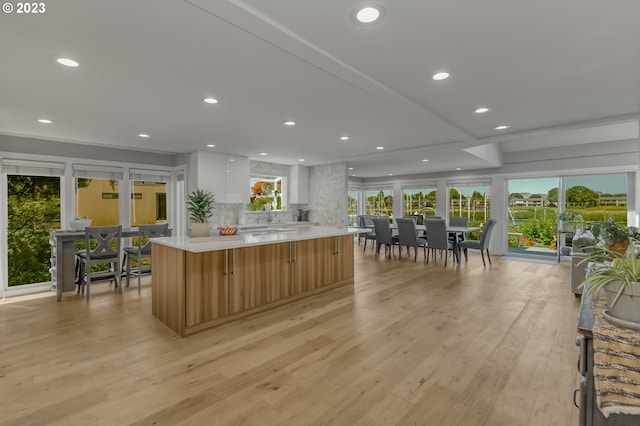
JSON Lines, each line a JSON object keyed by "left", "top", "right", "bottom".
{"left": 195, "top": 151, "right": 249, "bottom": 204}
{"left": 225, "top": 155, "right": 249, "bottom": 203}
{"left": 289, "top": 165, "right": 309, "bottom": 204}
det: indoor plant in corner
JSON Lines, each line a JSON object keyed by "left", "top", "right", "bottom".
{"left": 187, "top": 189, "right": 215, "bottom": 237}
{"left": 580, "top": 240, "right": 640, "bottom": 325}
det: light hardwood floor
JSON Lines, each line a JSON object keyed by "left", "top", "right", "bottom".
{"left": 0, "top": 243, "right": 580, "bottom": 425}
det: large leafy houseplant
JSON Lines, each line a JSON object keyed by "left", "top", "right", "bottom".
{"left": 580, "top": 240, "right": 640, "bottom": 323}
{"left": 585, "top": 217, "right": 639, "bottom": 254}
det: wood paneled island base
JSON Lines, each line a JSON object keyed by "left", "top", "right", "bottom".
{"left": 151, "top": 229, "right": 354, "bottom": 336}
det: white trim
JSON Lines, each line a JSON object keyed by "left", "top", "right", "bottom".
{"left": 1, "top": 158, "right": 65, "bottom": 176}
{"left": 73, "top": 164, "right": 125, "bottom": 180}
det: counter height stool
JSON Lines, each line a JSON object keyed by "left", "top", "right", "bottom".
{"left": 123, "top": 223, "right": 170, "bottom": 292}
{"left": 77, "top": 225, "right": 123, "bottom": 300}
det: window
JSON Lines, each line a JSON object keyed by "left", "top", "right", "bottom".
{"left": 447, "top": 183, "right": 491, "bottom": 240}
{"left": 347, "top": 190, "right": 358, "bottom": 226}
{"left": 565, "top": 174, "right": 627, "bottom": 225}
{"left": 3, "top": 160, "right": 64, "bottom": 287}
{"left": 74, "top": 165, "right": 123, "bottom": 226}
{"left": 129, "top": 168, "right": 170, "bottom": 226}
{"left": 365, "top": 189, "right": 393, "bottom": 217}
{"left": 402, "top": 187, "right": 437, "bottom": 217}
{"left": 249, "top": 175, "right": 284, "bottom": 211}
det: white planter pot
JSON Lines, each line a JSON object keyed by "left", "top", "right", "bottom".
{"left": 603, "top": 281, "right": 640, "bottom": 323}
{"left": 190, "top": 222, "right": 211, "bottom": 237}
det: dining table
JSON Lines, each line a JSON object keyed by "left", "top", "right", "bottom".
{"left": 391, "top": 223, "right": 481, "bottom": 263}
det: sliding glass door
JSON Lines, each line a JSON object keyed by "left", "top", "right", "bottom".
{"left": 507, "top": 177, "right": 559, "bottom": 259}
{"left": 3, "top": 160, "right": 64, "bottom": 287}
{"left": 507, "top": 173, "right": 630, "bottom": 260}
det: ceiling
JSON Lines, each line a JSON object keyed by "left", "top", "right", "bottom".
{"left": 1, "top": 0, "right": 639, "bottom": 178}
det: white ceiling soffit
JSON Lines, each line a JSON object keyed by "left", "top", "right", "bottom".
{"left": 498, "top": 120, "right": 640, "bottom": 153}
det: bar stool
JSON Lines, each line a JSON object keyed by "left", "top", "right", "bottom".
{"left": 77, "top": 225, "right": 123, "bottom": 300}
{"left": 122, "top": 223, "right": 170, "bottom": 292}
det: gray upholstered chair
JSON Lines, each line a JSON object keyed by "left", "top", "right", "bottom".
{"left": 424, "top": 218, "right": 455, "bottom": 265}
{"left": 357, "top": 214, "right": 376, "bottom": 251}
{"left": 77, "top": 225, "right": 123, "bottom": 299}
{"left": 449, "top": 216, "right": 469, "bottom": 227}
{"left": 448, "top": 216, "right": 470, "bottom": 248}
{"left": 123, "top": 223, "right": 170, "bottom": 292}
{"left": 372, "top": 217, "right": 399, "bottom": 258}
{"left": 460, "top": 219, "right": 497, "bottom": 266}
{"left": 396, "top": 218, "right": 427, "bottom": 261}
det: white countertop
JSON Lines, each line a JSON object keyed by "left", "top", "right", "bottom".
{"left": 152, "top": 226, "right": 355, "bottom": 252}
{"left": 236, "top": 222, "right": 319, "bottom": 229}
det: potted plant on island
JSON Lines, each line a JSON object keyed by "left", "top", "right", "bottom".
{"left": 187, "top": 189, "right": 215, "bottom": 237}
{"left": 580, "top": 240, "right": 640, "bottom": 325}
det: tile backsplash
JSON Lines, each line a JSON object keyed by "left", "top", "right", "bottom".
{"left": 213, "top": 204, "right": 308, "bottom": 226}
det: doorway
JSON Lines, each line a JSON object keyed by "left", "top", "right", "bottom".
{"left": 506, "top": 177, "right": 559, "bottom": 260}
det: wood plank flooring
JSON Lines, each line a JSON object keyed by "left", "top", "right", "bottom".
{"left": 0, "top": 243, "right": 580, "bottom": 425}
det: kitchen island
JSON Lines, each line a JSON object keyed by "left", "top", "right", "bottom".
{"left": 151, "top": 226, "right": 354, "bottom": 336}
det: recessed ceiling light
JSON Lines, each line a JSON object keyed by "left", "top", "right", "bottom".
{"left": 355, "top": 6, "right": 382, "bottom": 24}
{"left": 37, "top": 119, "right": 53, "bottom": 124}
{"left": 204, "top": 97, "right": 218, "bottom": 104}
{"left": 138, "top": 134, "right": 150, "bottom": 138}
{"left": 432, "top": 72, "right": 450, "bottom": 81}
{"left": 340, "top": 136, "right": 350, "bottom": 141}
{"left": 348, "top": 167, "right": 354, "bottom": 170}
{"left": 388, "top": 173, "right": 393, "bottom": 176}
{"left": 456, "top": 167, "right": 462, "bottom": 171}
{"left": 298, "top": 159, "right": 305, "bottom": 162}
{"left": 494, "top": 125, "right": 510, "bottom": 130}
{"left": 283, "top": 120, "right": 296, "bottom": 126}
{"left": 259, "top": 152, "right": 268, "bottom": 156}
{"left": 376, "top": 146, "right": 384, "bottom": 150}
{"left": 422, "top": 159, "right": 429, "bottom": 162}
{"left": 474, "top": 107, "right": 491, "bottom": 114}
{"left": 206, "top": 144, "right": 215, "bottom": 148}
{"left": 56, "top": 57, "right": 79, "bottom": 68}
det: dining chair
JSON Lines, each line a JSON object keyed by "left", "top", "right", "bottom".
{"left": 123, "top": 223, "right": 170, "bottom": 292}
{"left": 372, "top": 217, "right": 399, "bottom": 258}
{"left": 460, "top": 219, "right": 497, "bottom": 266}
{"left": 448, "top": 216, "right": 469, "bottom": 247}
{"left": 424, "top": 218, "right": 455, "bottom": 266}
{"left": 77, "top": 225, "right": 123, "bottom": 300}
{"left": 403, "top": 214, "right": 426, "bottom": 237}
{"left": 396, "top": 218, "right": 427, "bottom": 261}
{"left": 357, "top": 215, "right": 376, "bottom": 251}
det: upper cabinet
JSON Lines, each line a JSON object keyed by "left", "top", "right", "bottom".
{"left": 195, "top": 151, "right": 249, "bottom": 204}
{"left": 289, "top": 165, "right": 309, "bottom": 204}
{"left": 225, "top": 155, "right": 249, "bottom": 203}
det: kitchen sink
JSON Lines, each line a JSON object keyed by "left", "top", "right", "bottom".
{"left": 249, "top": 226, "right": 296, "bottom": 235}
